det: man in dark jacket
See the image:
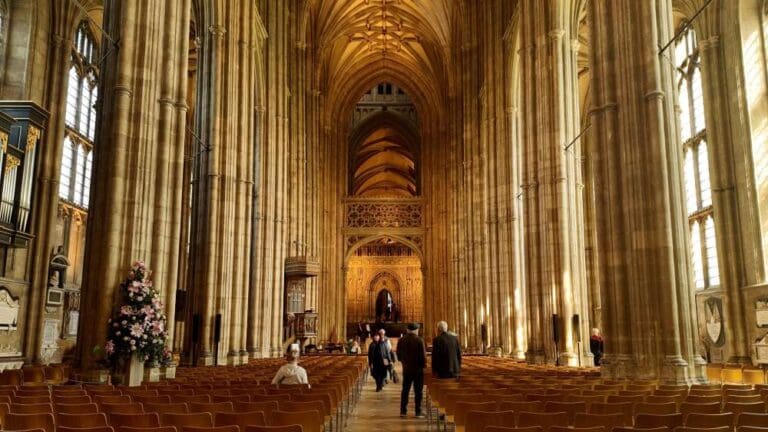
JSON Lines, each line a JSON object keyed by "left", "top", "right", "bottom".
{"left": 397, "top": 323, "right": 426, "bottom": 418}
{"left": 431, "top": 320, "right": 461, "bottom": 379}
{"left": 368, "top": 333, "right": 390, "bottom": 391}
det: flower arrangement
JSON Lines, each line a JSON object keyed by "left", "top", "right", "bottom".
{"left": 104, "top": 261, "right": 171, "bottom": 367}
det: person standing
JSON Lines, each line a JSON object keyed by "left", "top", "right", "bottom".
{"left": 397, "top": 323, "right": 426, "bottom": 418}
{"left": 590, "top": 328, "right": 604, "bottom": 366}
{"left": 368, "top": 333, "right": 390, "bottom": 391}
{"left": 432, "top": 321, "right": 461, "bottom": 379}
{"left": 379, "top": 328, "right": 396, "bottom": 382}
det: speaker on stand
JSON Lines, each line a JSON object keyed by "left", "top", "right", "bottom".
{"left": 572, "top": 314, "right": 582, "bottom": 367}
{"left": 552, "top": 314, "right": 560, "bottom": 366}
{"left": 213, "top": 313, "right": 222, "bottom": 366}
{"left": 191, "top": 313, "right": 201, "bottom": 366}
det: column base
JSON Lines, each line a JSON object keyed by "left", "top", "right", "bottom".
{"left": 196, "top": 351, "right": 214, "bottom": 366}
{"left": 512, "top": 350, "right": 527, "bottom": 360}
{"left": 525, "top": 349, "right": 546, "bottom": 365}
{"left": 600, "top": 354, "right": 635, "bottom": 379}
{"left": 558, "top": 351, "right": 579, "bottom": 367}
{"left": 227, "top": 351, "right": 241, "bottom": 366}
{"left": 692, "top": 355, "right": 708, "bottom": 384}
{"left": 660, "top": 355, "right": 691, "bottom": 384}
{"left": 239, "top": 350, "right": 250, "bottom": 365}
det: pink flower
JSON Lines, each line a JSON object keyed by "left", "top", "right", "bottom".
{"left": 141, "top": 305, "right": 155, "bottom": 317}
{"left": 104, "top": 340, "right": 115, "bottom": 355}
{"left": 151, "top": 320, "right": 164, "bottom": 336}
{"left": 120, "top": 305, "right": 133, "bottom": 316}
{"left": 128, "top": 281, "right": 142, "bottom": 293}
{"left": 130, "top": 323, "right": 144, "bottom": 337}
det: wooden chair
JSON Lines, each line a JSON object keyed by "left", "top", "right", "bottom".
{"left": 544, "top": 402, "right": 587, "bottom": 425}
{"left": 684, "top": 413, "right": 734, "bottom": 428}
{"left": 684, "top": 396, "right": 721, "bottom": 405}
{"left": 56, "top": 412, "right": 109, "bottom": 428}
{"left": 117, "top": 427, "right": 177, "bottom": 432}
{"left": 100, "top": 403, "right": 145, "bottom": 415}
{"left": 608, "top": 395, "right": 645, "bottom": 405}
{"left": 484, "top": 427, "right": 544, "bottom": 432}
{"left": 108, "top": 413, "right": 161, "bottom": 429}
{"left": 143, "top": 402, "right": 190, "bottom": 414}
{"left": 453, "top": 401, "right": 497, "bottom": 426}
{"left": 272, "top": 410, "right": 322, "bottom": 432}
{"left": 54, "top": 403, "right": 100, "bottom": 414}
{"left": 132, "top": 395, "right": 172, "bottom": 405}
{"left": 189, "top": 402, "right": 234, "bottom": 414}
{"left": 674, "top": 427, "right": 730, "bottom": 432}
{"left": 54, "top": 395, "right": 92, "bottom": 405}
{"left": 57, "top": 426, "right": 115, "bottom": 432}
{"left": 173, "top": 395, "right": 212, "bottom": 404}
{"left": 517, "top": 411, "right": 569, "bottom": 432}
{"left": 160, "top": 412, "right": 214, "bottom": 430}
{"left": 14, "top": 396, "right": 51, "bottom": 405}
{"left": 244, "top": 426, "right": 303, "bottom": 432}
{"left": 635, "top": 403, "right": 678, "bottom": 416}
{"left": 5, "top": 412, "right": 55, "bottom": 432}
{"left": 739, "top": 427, "right": 768, "bottom": 432}
{"left": 613, "top": 428, "right": 669, "bottom": 432}
{"left": 215, "top": 411, "right": 267, "bottom": 429}
{"left": 549, "top": 427, "right": 604, "bottom": 432}
{"left": 233, "top": 401, "right": 279, "bottom": 424}
{"left": 738, "top": 413, "right": 768, "bottom": 428}
{"left": 588, "top": 402, "right": 634, "bottom": 424}
{"left": 724, "top": 402, "right": 767, "bottom": 416}
{"left": 464, "top": 410, "right": 516, "bottom": 432}
{"left": 680, "top": 403, "right": 722, "bottom": 421}
{"left": 635, "top": 413, "right": 684, "bottom": 430}
{"left": 574, "top": 413, "right": 627, "bottom": 430}
{"left": 727, "top": 395, "right": 764, "bottom": 404}
{"left": 181, "top": 426, "right": 239, "bottom": 432}
{"left": 498, "top": 401, "right": 545, "bottom": 413}
{"left": 95, "top": 395, "right": 133, "bottom": 405}
{"left": 10, "top": 404, "right": 53, "bottom": 414}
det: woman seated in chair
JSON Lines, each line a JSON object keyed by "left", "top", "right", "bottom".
{"left": 272, "top": 344, "right": 309, "bottom": 386}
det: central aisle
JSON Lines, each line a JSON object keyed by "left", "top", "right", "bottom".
{"left": 346, "top": 365, "right": 430, "bottom": 432}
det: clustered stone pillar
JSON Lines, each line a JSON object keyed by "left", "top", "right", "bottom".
{"left": 518, "top": 0, "right": 590, "bottom": 366}
{"left": 78, "top": 0, "right": 191, "bottom": 365}
{"left": 186, "top": 1, "right": 265, "bottom": 365}
{"left": 587, "top": 0, "right": 704, "bottom": 382}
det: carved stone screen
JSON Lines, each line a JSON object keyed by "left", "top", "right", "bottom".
{"left": 345, "top": 201, "right": 422, "bottom": 228}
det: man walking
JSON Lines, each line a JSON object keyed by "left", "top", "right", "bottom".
{"left": 432, "top": 320, "right": 461, "bottom": 379}
{"left": 397, "top": 323, "right": 426, "bottom": 418}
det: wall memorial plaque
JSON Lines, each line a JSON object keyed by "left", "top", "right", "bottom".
{"left": 757, "top": 297, "right": 768, "bottom": 327}
{"left": 0, "top": 288, "right": 19, "bottom": 331}
{"left": 704, "top": 297, "right": 725, "bottom": 347}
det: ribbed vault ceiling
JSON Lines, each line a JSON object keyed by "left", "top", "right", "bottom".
{"left": 352, "top": 127, "right": 416, "bottom": 197}
{"left": 308, "top": 0, "right": 453, "bottom": 109}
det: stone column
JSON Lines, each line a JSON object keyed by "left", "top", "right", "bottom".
{"left": 78, "top": 0, "right": 190, "bottom": 365}
{"left": 519, "top": 0, "right": 589, "bottom": 366}
{"left": 588, "top": 0, "right": 699, "bottom": 382}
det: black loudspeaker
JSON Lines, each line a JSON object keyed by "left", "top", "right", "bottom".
{"left": 572, "top": 314, "right": 581, "bottom": 342}
{"left": 552, "top": 314, "right": 560, "bottom": 343}
{"left": 191, "top": 313, "right": 201, "bottom": 344}
{"left": 213, "top": 313, "right": 222, "bottom": 343}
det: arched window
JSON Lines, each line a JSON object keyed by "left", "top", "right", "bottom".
{"left": 676, "top": 25, "right": 720, "bottom": 290}
{"left": 59, "top": 22, "right": 97, "bottom": 208}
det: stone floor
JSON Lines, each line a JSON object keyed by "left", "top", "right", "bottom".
{"left": 346, "top": 365, "right": 430, "bottom": 432}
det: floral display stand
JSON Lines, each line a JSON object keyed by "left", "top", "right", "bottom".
{"left": 102, "top": 261, "right": 171, "bottom": 386}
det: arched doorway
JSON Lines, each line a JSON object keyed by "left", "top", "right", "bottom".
{"left": 344, "top": 237, "right": 424, "bottom": 339}
{"left": 375, "top": 287, "right": 394, "bottom": 322}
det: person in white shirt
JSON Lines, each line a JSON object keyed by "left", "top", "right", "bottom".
{"left": 271, "top": 344, "right": 309, "bottom": 386}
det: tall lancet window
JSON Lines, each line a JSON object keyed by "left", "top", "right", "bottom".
{"left": 676, "top": 25, "right": 720, "bottom": 290}
{"left": 59, "top": 21, "right": 97, "bottom": 208}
